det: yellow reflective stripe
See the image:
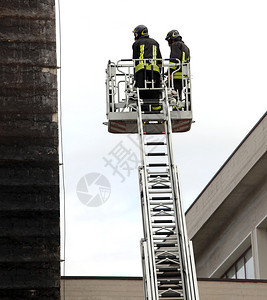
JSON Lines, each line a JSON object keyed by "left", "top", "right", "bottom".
{"left": 153, "top": 45, "right": 157, "bottom": 64}
{"left": 135, "top": 44, "right": 160, "bottom": 73}
{"left": 182, "top": 51, "right": 185, "bottom": 62}
{"left": 135, "top": 64, "right": 160, "bottom": 73}
{"left": 170, "top": 61, "right": 177, "bottom": 70}
{"left": 135, "top": 64, "right": 144, "bottom": 72}
{"left": 140, "top": 45, "right": 144, "bottom": 60}
{"left": 151, "top": 105, "right": 162, "bottom": 111}
{"left": 173, "top": 72, "right": 182, "bottom": 79}
{"left": 146, "top": 64, "right": 160, "bottom": 73}
{"left": 136, "top": 44, "right": 145, "bottom": 71}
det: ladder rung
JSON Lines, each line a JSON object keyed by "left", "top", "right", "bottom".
{"left": 153, "top": 231, "right": 175, "bottom": 235}
{"left": 158, "top": 280, "right": 182, "bottom": 285}
{"left": 157, "top": 255, "right": 178, "bottom": 260}
{"left": 152, "top": 208, "right": 172, "bottom": 212}
{"left": 151, "top": 197, "right": 171, "bottom": 200}
{"left": 152, "top": 224, "right": 176, "bottom": 228}
{"left": 149, "top": 186, "right": 171, "bottom": 189}
{"left": 155, "top": 243, "right": 177, "bottom": 247}
{"left": 153, "top": 220, "right": 174, "bottom": 223}
{"left": 146, "top": 142, "right": 165, "bottom": 146}
{"left": 149, "top": 201, "right": 173, "bottom": 205}
{"left": 157, "top": 267, "right": 180, "bottom": 272}
{"left": 148, "top": 163, "right": 168, "bottom": 167}
{"left": 158, "top": 286, "right": 183, "bottom": 291}
{"left": 146, "top": 152, "right": 167, "bottom": 156}
{"left": 159, "top": 295, "right": 184, "bottom": 300}
{"left": 153, "top": 236, "right": 177, "bottom": 240}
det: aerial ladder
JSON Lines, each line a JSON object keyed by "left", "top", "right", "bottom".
{"left": 105, "top": 58, "right": 199, "bottom": 300}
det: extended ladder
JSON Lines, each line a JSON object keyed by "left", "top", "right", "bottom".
{"left": 136, "top": 87, "right": 199, "bottom": 300}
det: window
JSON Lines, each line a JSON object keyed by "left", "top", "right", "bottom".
{"left": 222, "top": 248, "right": 254, "bottom": 279}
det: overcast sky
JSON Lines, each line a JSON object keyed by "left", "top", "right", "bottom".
{"left": 57, "top": 0, "right": 267, "bottom": 276}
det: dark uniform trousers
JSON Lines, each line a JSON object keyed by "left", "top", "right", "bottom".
{"left": 135, "top": 69, "right": 161, "bottom": 111}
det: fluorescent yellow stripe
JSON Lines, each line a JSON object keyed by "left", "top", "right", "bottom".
{"left": 135, "top": 44, "right": 160, "bottom": 73}
{"left": 135, "top": 44, "right": 145, "bottom": 72}
{"left": 153, "top": 45, "right": 157, "bottom": 64}
{"left": 151, "top": 105, "right": 162, "bottom": 111}
{"left": 146, "top": 64, "right": 160, "bottom": 72}
{"left": 182, "top": 51, "right": 185, "bottom": 62}
{"left": 170, "top": 62, "right": 177, "bottom": 70}
{"left": 173, "top": 72, "right": 182, "bottom": 79}
{"left": 140, "top": 45, "right": 144, "bottom": 60}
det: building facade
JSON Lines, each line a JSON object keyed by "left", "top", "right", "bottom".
{"left": 186, "top": 113, "right": 267, "bottom": 280}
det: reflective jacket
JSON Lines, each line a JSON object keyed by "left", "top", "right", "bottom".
{"left": 170, "top": 37, "right": 190, "bottom": 79}
{"left": 132, "top": 36, "right": 162, "bottom": 73}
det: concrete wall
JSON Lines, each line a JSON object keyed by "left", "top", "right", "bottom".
{"left": 198, "top": 280, "right": 267, "bottom": 300}
{"left": 61, "top": 278, "right": 267, "bottom": 300}
{"left": 61, "top": 277, "right": 144, "bottom": 300}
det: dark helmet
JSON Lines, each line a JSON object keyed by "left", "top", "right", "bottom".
{"left": 165, "top": 29, "right": 181, "bottom": 41}
{"left": 133, "top": 25, "right": 149, "bottom": 39}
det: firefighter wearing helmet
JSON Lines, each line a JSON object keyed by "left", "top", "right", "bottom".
{"left": 165, "top": 30, "right": 190, "bottom": 100}
{"left": 132, "top": 25, "right": 162, "bottom": 111}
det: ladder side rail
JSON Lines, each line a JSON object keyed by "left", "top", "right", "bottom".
{"left": 174, "top": 168, "right": 193, "bottom": 300}
{"left": 140, "top": 239, "right": 150, "bottom": 300}
{"left": 162, "top": 91, "right": 190, "bottom": 299}
{"left": 138, "top": 156, "right": 159, "bottom": 300}
{"left": 175, "top": 167, "right": 199, "bottom": 300}
{"left": 189, "top": 240, "right": 200, "bottom": 300}
{"left": 137, "top": 96, "right": 159, "bottom": 300}
{"left": 139, "top": 167, "right": 150, "bottom": 249}
{"left": 140, "top": 219, "right": 154, "bottom": 300}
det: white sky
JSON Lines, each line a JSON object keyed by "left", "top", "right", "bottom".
{"left": 57, "top": 0, "right": 267, "bottom": 276}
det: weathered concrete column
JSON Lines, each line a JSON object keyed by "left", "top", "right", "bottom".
{"left": 0, "top": 1, "right": 60, "bottom": 298}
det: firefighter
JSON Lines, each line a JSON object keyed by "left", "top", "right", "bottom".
{"left": 165, "top": 30, "right": 190, "bottom": 101}
{"left": 132, "top": 25, "right": 162, "bottom": 111}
